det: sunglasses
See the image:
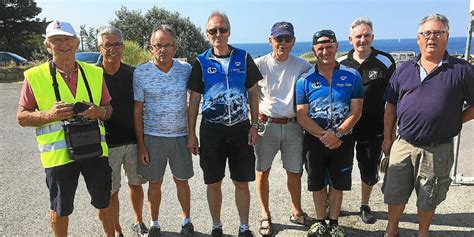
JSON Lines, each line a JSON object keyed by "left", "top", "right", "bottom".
{"left": 273, "top": 35, "right": 294, "bottom": 43}
{"left": 418, "top": 30, "right": 447, "bottom": 39}
{"left": 207, "top": 27, "right": 229, "bottom": 35}
{"left": 150, "top": 44, "right": 175, "bottom": 50}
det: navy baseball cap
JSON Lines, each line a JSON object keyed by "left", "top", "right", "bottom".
{"left": 271, "top": 22, "right": 294, "bottom": 37}
{"left": 313, "top": 29, "right": 337, "bottom": 45}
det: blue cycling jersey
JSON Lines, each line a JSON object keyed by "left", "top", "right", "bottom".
{"left": 296, "top": 64, "right": 364, "bottom": 130}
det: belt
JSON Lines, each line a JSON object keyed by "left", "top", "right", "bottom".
{"left": 258, "top": 113, "right": 296, "bottom": 124}
{"left": 405, "top": 138, "right": 452, "bottom": 147}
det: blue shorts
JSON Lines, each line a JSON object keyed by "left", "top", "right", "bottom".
{"left": 45, "top": 157, "right": 112, "bottom": 216}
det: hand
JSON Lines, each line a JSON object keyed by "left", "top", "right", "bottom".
{"left": 49, "top": 102, "right": 74, "bottom": 121}
{"left": 319, "top": 130, "right": 342, "bottom": 150}
{"left": 248, "top": 127, "right": 259, "bottom": 145}
{"left": 137, "top": 144, "right": 150, "bottom": 165}
{"left": 382, "top": 137, "right": 394, "bottom": 156}
{"left": 78, "top": 101, "right": 101, "bottom": 120}
{"left": 187, "top": 133, "right": 200, "bottom": 155}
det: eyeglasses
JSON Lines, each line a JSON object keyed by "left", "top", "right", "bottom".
{"left": 313, "top": 30, "right": 337, "bottom": 45}
{"left": 207, "top": 27, "right": 229, "bottom": 35}
{"left": 99, "top": 43, "right": 124, "bottom": 50}
{"left": 150, "top": 44, "right": 175, "bottom": 50}
{"left": 418, "top": 30, "right": 447, "bottom": 39}
{"left": 273, "top": 35, "right": 294, "bottom": 43}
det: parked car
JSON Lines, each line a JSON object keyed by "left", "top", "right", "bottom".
{"left": 75, "top": 52, "right": 102, "bottom": 64}
{"left": 0, "top": 51, "right": 31, "bottom": 66}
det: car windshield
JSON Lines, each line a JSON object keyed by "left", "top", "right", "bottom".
{"left": 75, "top": 52, "right": 100, "bottom": 64}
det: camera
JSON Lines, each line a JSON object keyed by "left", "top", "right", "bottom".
{"left": 73, "top": 102, "right": 90, "bottom": 114}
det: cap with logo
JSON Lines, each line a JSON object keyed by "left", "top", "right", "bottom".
{"left": 45, "top": 20, "right": 77, "bottom": 38}
{"left": 271, "top": 22, "right": 294, "bottom": 37}
{"left": 313, "top": 29, "right": 337, "bottom": 45}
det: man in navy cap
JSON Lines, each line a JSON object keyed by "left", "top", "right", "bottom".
{"left": 254, "top": 21, "right": 313, "bottom": 236}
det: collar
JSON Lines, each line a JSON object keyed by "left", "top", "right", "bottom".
{"left": 348, "top": 47, "right": 376, "bottom": 63}
{"left": 314, "top": 61, "right": 340, "bottom": 73}
{"left": 412, "top": 50, "right": 450, "bottom": 66}
{"left": 208, "top": 45, "right": 234, "bottom": 59}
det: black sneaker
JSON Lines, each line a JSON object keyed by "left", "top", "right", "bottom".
{"left": 328, "top": 224, "right": 345, "bottom": 237}
{"left": 238, "top": 229, "right": 255, "bottom": 237}
{"left": 148, "top": 226, "right": 161, "bottom": 237}
{"left": 181, "top": 222, "right": 195, "bottom": 236}
{"left": 131, "top": 222, "right": 149, "bottom": 235}
{"left": 360, "top": 205, "right": 376, "bottom": 224}
{"left": 211, "top": 227, "right": 223, "bottom": 237}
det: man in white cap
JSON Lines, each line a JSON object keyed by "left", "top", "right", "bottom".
{"left": 17, "top": 20, "right": 115, "bottom": 237}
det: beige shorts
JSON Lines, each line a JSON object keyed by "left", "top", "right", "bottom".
{"left": 382, "top": 137, "right": 453, "bottom": 211}
{"left": 255, "top": 121, "right": 304, "bottom": 173}
{"left": 108, "top": 144, "right": 146, "bottom": 194}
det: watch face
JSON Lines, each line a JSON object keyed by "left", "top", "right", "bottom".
{"left": 257, "top": 123, "right": 265, "bottom": 133}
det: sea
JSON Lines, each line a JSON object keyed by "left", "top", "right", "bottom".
{"left": 233, "top": 36, "right": 473, "bottom": 58}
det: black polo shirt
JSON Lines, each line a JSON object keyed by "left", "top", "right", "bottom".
{"left": 384, "top": 52, "right": 474, "bottom": 144}
{"left": 338, "top": 47, "right": 395, "bottom": 139}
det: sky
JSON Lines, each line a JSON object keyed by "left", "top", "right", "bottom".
{"left": 36, "top": 0, "right": 472, "bottom": 44}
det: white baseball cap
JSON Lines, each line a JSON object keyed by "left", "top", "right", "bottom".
{"left": 45, "top": 20, "right": 76, "bottom": 38}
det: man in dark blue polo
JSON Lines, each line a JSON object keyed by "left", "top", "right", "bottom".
{"left": 382, "top": 14, "right": 474, "bottom": 237}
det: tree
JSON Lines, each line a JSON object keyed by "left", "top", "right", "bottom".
{"left": 78, "top": 25, "right": 98, "bottom": 52}
{"left": 0, "top": 0, "right": 48, "bottom": 59}
{"left": 110, "top": 6, "right": 210, "bottom": 62}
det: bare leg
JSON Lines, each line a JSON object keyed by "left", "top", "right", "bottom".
{"left": 98, "top": 206, "right": 114, "bottom": 237}
{"left": 234, "top": 181, "right": 250, "bottom": 224}
{"left": 109, "top": 192, "right": 122, "bottom": 234}
{"left": 50, "top": 210, "right": 68, "bottom": 237}
{"left": 287, "top": 171, "right": 304, "bottom": 216}
{"left": 418, "top": 208, "right": 435, "bottom": 237}
{"left": 328, "top": 188, "right": 343, "bottom": 220}
{"left": 361, "top": 182, "right": 373, "bottom": 205}
{"left": 148, "top": 180, "right": 163, "bottom": 221}
{"left": 207, "top": 181, "right": 222, "bottom": 224}
{"left": 386, "top": 204, "right": 405, "bottom": 236}
{"left": 174, "top": 177, "right": 191, "bottom": 218}
{"left": 129, "top": 184, "right": 144, "bottom": 224}
{"left": 313, "top": 189, "right": 328, "bottom": 220}
{"left": 256, "top": 169, "right": 271, "bottom": 219}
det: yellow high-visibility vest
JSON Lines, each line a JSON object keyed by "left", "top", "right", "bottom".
{"left": 24, "top": 61, "right": 109, "bottom": 168}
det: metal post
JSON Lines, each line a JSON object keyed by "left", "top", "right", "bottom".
{"left": 465, "top": 13, "right": 473, "bottom": 62}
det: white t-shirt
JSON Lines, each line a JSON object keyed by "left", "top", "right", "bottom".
{"left": 133, "top": 59, "right": 191, "bottom": 137}
{"left": 254, "top": 53, "right": 311, "bottom": 118}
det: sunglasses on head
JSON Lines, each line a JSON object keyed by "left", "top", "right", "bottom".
{"left": 207, "top": 27, "right": 229, "bottom": 35}
{"left": 273, "top": 35, "right": 294, "bottom": 43}
{"left": 313, "top": 30, "right": 336, "bottom": 44}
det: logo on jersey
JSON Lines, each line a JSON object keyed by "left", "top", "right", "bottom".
{"left": 235, "top": 61, "right": 241, "bottom": 67}
{"left": 311, "top": 82, "right": 322, "bottom": 89}
{"left": 368, "top": 70, "right": 379, "bottom": 80}
{"left": 207, "top": 67, "right": 217, "bottom": 74}
{"left": 340, "top": 76, "right": 347, "bottom": 81}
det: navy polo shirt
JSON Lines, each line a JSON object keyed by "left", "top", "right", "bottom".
{"left": 384, "top": 51, "right": 474, "bottom": 144}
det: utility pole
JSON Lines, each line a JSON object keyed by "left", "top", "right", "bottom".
{"left": 465, "top": 0, "right": 474, "bottom": 62}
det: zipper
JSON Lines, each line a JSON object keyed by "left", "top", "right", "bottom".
{"left": 225, "top": 50, "right": 234, "bottom": 125}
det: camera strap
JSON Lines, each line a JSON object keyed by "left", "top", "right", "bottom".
{"left": 48, "top": 60, "right": 94, "bottom": 104}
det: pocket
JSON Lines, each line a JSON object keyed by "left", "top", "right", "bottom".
{"left": 424, "top": 176, "right": 452, "bottom": 206}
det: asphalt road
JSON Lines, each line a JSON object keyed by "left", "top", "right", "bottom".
{"left": 1, "top": 81, "right": 473, "bottom": 236}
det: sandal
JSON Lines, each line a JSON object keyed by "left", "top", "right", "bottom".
{"left": 289, "top": 212, "right": 316, "bottom": 227}
{"left": 259, "top": 218, "right": 273, "bottom": 236}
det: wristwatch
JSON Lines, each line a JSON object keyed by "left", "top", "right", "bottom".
{"left": 334, "top": 130, "right": 344, "bottom": 139}
{"left": 251, "top": 122, "right": 264, "bottom": 133}
{"left": 102, "top": 106, "right": 108, "bottom": 118}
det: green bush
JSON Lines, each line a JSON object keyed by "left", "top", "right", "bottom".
{"left": 122, "top": 40, "right": 153, "bottom": 66}
{"left": 299, "top": 51, "right": 348, "bottom": 64}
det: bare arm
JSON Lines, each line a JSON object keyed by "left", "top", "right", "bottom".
{"left": 134, "top": 101, "right": 149, "bottom": 165}
{"left": 247, "top": 84, "right": 259, "bottom": 145}
{"left": 382, "top": 102, "right": 397, "bottom": 156}
{"left": 17, "top": 102, "right": 74, "bottom": 127}
{"left": 336, "top": 98, "right": 363, "bottom": 134}
{"left": 296, "top": 104, "right": 325, "bottom": 138}
{"left": 187, "top": 91, "right": 201, "bottom": 155}
{"left": 463, "top": 105, "right": 474, "bottom": 123}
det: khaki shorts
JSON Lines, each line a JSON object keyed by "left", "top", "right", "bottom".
{"left": 255, "top": 121, "right": 304, "bottom": 173}
{"left": 383, "top": 137, "right": 453, "bottom": 211}
{"left": 108, "top": 144, "right": 146, "bottom": 194}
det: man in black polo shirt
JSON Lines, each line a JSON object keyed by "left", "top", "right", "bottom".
{"left": 382, "top": 14, "right": 474, "bottom": 237}
{"left": 97, "top": 26, "right": 148, "bottom": 237}
{"left": 338, "top": 17, "right": 395, "bottom": 224}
